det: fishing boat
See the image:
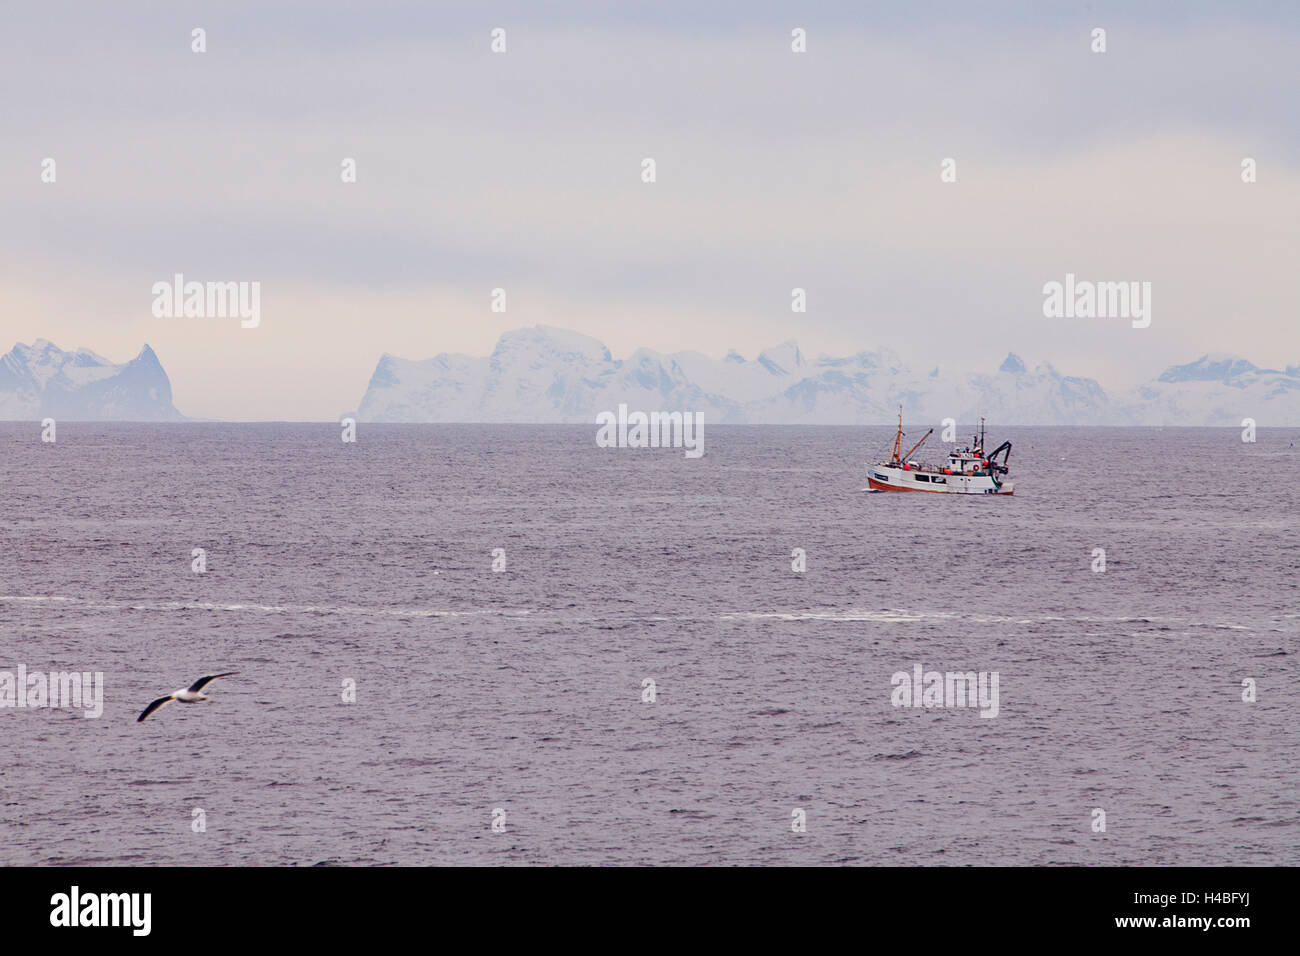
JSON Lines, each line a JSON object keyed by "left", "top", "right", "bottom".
{"left": 866, "top": 409, "right": 1013, "bottom": 495}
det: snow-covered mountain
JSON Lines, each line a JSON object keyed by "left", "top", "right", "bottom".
{"left": 1117, "top": 354, "right": 1300, "bottom": 425}
{"left": 357, "top": 326, "right": 1300, "bottom": 425}
{"left": 0, "top": 340, "right": 183, "bottom": 421}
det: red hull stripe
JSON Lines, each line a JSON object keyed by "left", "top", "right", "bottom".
{"left": 867, "top": 476, "right": 1013, "bottom": 495}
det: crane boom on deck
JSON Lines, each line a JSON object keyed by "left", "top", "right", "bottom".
{"left": 902, "top": 428, "right": 933, "bottom": 463}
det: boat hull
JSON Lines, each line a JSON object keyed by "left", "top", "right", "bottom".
{"left": 866, "top": 465, "right": 1013, "bottom": 495}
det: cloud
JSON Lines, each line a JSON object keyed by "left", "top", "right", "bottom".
{"left": 1, "top": 2, "right": 1296, "bottom": 418}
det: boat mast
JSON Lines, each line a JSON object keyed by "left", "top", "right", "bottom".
{"left": 891, "top": 406, "right": 903, "bottom": 464}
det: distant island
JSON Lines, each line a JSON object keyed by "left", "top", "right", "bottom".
{"left": 0, "top": 340, "right": 182, "bottom": 421}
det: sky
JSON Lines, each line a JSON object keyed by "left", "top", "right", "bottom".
{"left": 2, "top": 1, "right": 1297, "bottom": 420}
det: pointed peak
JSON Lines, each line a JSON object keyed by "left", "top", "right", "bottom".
{"left": 757, "top": 341, "right": 804, "bottom": 375}
{"left": 133, "top": 344, "right": 162, "bottom": 366}
{"left": 999, "top": 353, "right": 1026, "bottom": 374}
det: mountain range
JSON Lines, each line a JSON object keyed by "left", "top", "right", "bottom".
{"left": 356, "top": 326, "right": 1300, "bottom": 426}
{"left": 3, "top": 331, "right": 1298, "bottom": 425}
{"left": 0, "top": 340, "right": 182, "bottom": 421}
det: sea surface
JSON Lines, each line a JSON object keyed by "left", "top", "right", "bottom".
{"left": 1, "top": 423, "right": 1296, "bottom": 866}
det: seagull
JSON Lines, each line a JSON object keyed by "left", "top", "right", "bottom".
{"left": 137, "top": 672, "right": 238, "bottom": 722}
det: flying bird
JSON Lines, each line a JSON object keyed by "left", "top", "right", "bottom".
{"left": 137, "top": 672, "right": 238, "bottom": 722}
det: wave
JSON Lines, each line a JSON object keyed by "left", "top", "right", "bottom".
{"left": 0, "top": 595, "right": 532, "bottom": 619}
{"left": 717, "top": 608, "right": 1264, "bottom": 630}
{"left": 0, "top": 595, "right": 1270, "bottom": 632}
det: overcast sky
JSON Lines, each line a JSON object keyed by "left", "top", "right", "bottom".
{"left": 2, "top": 1, "right": 1297, "bottom": 420}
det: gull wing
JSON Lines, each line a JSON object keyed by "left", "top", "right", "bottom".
{"left": 186, "top": 672, "right": 237, "bottom": 694}
{"left": 137, "top": 696, "right": 174, "bottom": 723}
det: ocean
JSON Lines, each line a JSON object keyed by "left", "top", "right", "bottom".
{"left": 1, "top": 423, "right": 1296, "bottom": 865}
